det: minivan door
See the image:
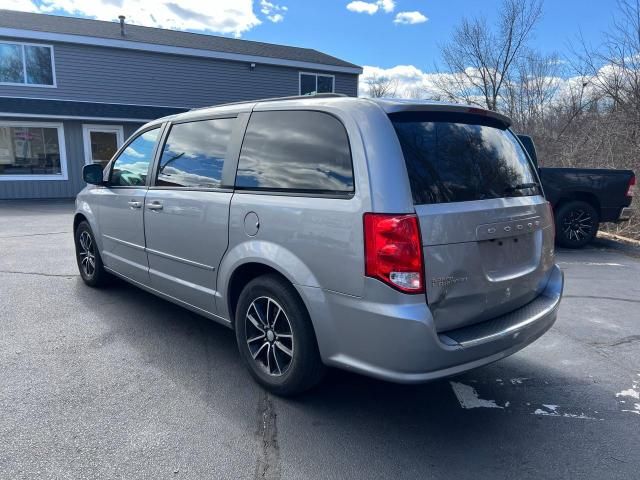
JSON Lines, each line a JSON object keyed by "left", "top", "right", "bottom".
{"left": 390, "top": 111, "right": 555, "bottom": 332}
{"left": 97, "top": 127, "right": 162, "bottom": 284}
{"left": 143, "top": 116, "right": 239, "bottom": 315}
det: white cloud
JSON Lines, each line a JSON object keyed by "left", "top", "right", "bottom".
{"left": 1, "top": 0, "right": 38, "bottom": 12}
{"left": 7, "top": 0, "right": 265, "bottom": 37}
{"left": 260, "top": 0, "right": 288, "bottom": 23}
{"left": 393, "top": 11, "right": 428, "bottom": 25}
{"left": 346, "top": 0, "right": 395, "bottom": 15}
{"left": 346, "top": 1, "right": 379, "bottom": 14}
{"left": 267, "top": 13, "right": 284, "bottom": 23}
{"left": 377, "top": 0, "right": 395, "bottom": 13}
{"left": 360, "top": 63, "right": 599, "bottom": 119}
{"left": 360, "top": 65, "right": 448, "bottom": 98}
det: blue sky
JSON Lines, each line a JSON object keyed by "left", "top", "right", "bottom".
{"left": 242, "top": 0, "right": 621, "bottom": 69}
{"left": 4, "top": 0, "right": 622, "bottom": 72}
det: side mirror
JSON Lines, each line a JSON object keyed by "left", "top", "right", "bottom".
{"left": 517, "top": 134, "right": 539, "bottom": 168}
{"left": 83, "top": 163, "right": 105, "bottom": 185}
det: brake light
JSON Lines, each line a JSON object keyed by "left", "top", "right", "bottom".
{"left": 626, "top": 175, "right": 636, "bottom": 198}
{"left": 364, "top": 213, "right": 424, "bottom": 293}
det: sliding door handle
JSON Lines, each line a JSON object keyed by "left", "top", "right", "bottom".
{"left": 147, "top": 201, "right": 163, "bottom": 211}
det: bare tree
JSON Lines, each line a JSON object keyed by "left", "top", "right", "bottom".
{"left": 365, "top": 74, "right": 399, "bottom": 98}
{"left": 576, "top": 0, "right": 640, "bottom": 120}
{"left": 503, "top": 51, "right": 562, "bottom": 131}
{"left": 435, "top": 0, "right": 544, "bottom": 110}
{"left": 535, "top": 0, "right": 640, "bottom": 237}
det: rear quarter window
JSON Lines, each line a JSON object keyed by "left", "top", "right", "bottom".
{"left": 390, "top": 112, "right": 540, "bottom": 204}
{"left": 235, "top": 110, "right": 354, "bottom": 195}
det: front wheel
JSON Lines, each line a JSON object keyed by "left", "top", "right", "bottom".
{"left": 235, "top": 274, "right": 325, "bottom": 396}
{"left": 74, "top": 221, "right": 110, "bottom": 287}
{"left": 555, "top": 200, "right": 599, "bottom": 248}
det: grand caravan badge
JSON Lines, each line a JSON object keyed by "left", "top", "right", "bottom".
{"left": 431, "top": 275, "right": 469, "bottom": 287}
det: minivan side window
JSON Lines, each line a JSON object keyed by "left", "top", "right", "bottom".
{"left": 109, "top": 128, "right": 160, "bottom": 187}
{"left": 235, "top": 111, "right": 354, "bottom": 194}
{"left": 155, "top": 118, "right": 235, "bottom": 189}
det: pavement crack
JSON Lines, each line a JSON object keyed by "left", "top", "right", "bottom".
{"left": 590, "top": 335, "right": 640, "bottom": 348}
{"left": 563, "top": 295, "right": 640, "bottom": 305}
{"left": 0, "top": 269, "right": 78, "bottom": 278}
{"left": 254, "top": 391, "right": 281, "bottom": 480}
{"left": 0, "top": 231, "right": 70, "bottom": 239}
{"left": 609, "top": 335, "right": 640, "bottom": 346}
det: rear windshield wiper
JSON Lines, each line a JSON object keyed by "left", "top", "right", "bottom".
{"left": 505, "top": 182, "right": 540, "bottom": 193}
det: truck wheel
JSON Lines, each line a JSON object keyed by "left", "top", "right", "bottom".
{"left": 555, "top": 201, "right": 599, "bottom": 248}
{"left": 235, "top": 274, "right": 325, "bottom": 396}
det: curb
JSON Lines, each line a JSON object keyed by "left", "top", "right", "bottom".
{"left": 598, "top": 231, "right": 640, "bottom": 247}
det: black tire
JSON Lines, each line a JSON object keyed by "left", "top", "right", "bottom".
{"left": 235, "top": 274, "right": 325, "bottom": 396}
{"left": 555, "top": 200, "right": 599, "bottom": 248}
{"left": 74, "top": 221, "right": 110, "bottom": 287}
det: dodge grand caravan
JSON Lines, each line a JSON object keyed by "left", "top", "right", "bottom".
{"left": 74, "top": 95, "right": 564, "bottom": 395}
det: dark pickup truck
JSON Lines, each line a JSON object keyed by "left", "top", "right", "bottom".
{"left": 518, "top": 136, "right": 635, "bottom": 248}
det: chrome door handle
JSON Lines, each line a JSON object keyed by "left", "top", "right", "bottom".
{"left": 127, "top": 200, "right": 142, "bottom": 209}
{"left": 147, "top": 202, "right": 163, "bottom": 211}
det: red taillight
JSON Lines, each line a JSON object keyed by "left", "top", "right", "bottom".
{"left": 626, "top": 175, "right": 636, "bottom": 198}
{"left": 364, "top": 213, "right": 424, "bottom": 293}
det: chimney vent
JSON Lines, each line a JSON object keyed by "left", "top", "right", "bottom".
{"left": 118, "top": 15, "right": 126, "bottom": 36}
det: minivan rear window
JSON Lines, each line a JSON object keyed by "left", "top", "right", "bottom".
{"left": 390, "top": 112, "right": 540, "bottom": 205}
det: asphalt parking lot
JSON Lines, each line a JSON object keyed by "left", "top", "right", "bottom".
{"left": 1, "top": 200, "right": 639, "bottom": 479}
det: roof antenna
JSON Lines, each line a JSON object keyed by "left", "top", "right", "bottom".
{"left": 118, "top": 15, "right": 126, "bottom": 36}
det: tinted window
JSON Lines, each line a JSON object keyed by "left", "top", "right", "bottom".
{"left": 110, "top": 128, "right": 160, "bottom": 187}
{"left": 156, "top": 118, "right": 234, "bottom": 188}
{"left": 300, "top": 74, "right": 316, "bottom": 95}
{"left": 0, "top": 42, "right": 54, "bottom": 86}
{"left": 300, "top": 73, "right": 335, "bottom": 95}
{"left": 25, "top": 45, "right": 54, "bottom": 85}
{"left": 391, "top": 112, "right": 540, "bottom": 204}
{"left": 0, "top": 43, "right": 23, "bottom": 83}
{"left": 317, "top": 75, "right": 334, "bottom": 93}
{"left": 236, "top": 111, "right": 353, "bottom": 194}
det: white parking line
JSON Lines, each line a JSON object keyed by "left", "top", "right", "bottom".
{"left": 450, "top": 381, "right": 601, "bottom": 419}
{"left": 533, "top": 404, "right": 597, "bottom": 420}
{"left": 616, "top": 375, "right": 640, "bottom": 415}
{"left": 450, "top": 382, "right": 504, "bottom": 409}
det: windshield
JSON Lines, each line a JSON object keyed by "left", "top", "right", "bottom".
{"left": 390, "top": 111, "right": 540, "bottom": 205}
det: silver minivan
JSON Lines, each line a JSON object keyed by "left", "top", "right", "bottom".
{"left": 75, "top": 95, "right": 563, "bottom": 395}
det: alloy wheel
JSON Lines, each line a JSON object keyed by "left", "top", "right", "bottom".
{"left": 78, "top": 230, "right": 96, "bottom": 278}
{"left": 245, "top": 296, "right": 294, "bottom": 376}
{"left": 562, "top": 208, "right": 594, "bottom": 242}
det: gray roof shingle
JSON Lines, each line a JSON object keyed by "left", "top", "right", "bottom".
{"left": 0, "top": 9, "right": 361, "bottom": 71}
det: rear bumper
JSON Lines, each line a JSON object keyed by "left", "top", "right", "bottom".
{"left": 601, "top": 205, "right": 633, "bottom": 222}
{"left": 299, "top": 264, "right": 564, "bottom": 384}
{"left": 618, "top": 207, "right": 633, "bottom": 222}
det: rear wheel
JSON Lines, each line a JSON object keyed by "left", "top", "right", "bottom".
{"left": 555, "top": 200, "right": 599, "bottom": 248}
{"left": 234, "top": 274, "right": 325, "bottom": 396}
{"left": 74, "top": 221, "right": 110, "bottom": 287}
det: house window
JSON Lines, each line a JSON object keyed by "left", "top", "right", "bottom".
{"left": 0, "top": 42, "right": 55, "bottom": 86}
{"left": 299, "top": 72, "right": 335, "bottom": 95}
{"left": 0, "top": 122, "right": 67, "bottom": 180}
